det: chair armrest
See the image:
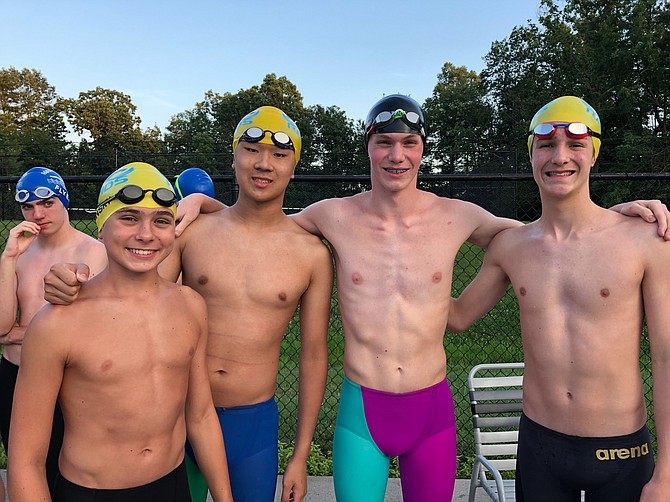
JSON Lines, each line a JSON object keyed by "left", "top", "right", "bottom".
{"left": 469, "top": 454, "right": 506, "bottom": 502}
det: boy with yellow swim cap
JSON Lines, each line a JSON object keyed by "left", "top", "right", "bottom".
{"left": 449, "top": 96, "right": 670, "bottom": 500}
{"left": 9, "top": 162, "right": 233, "bottom": 502}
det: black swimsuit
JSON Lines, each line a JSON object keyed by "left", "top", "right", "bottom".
{"left": 516, "top": 413, "right": 655, "bottom": 501}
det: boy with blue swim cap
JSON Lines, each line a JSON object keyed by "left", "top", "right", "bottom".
{"left": 9, "top": 162, "right": 233, "bottom": 501}
{"left": 0, "top": 167, "right": 107, "bottom": 498}
{"left": 15, "top": 167, "right": 70, "bottom": 208}
{"left": 449, "top": 96, "right": 669, "bottom": 500}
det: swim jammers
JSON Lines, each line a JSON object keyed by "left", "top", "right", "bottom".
{"left": 52, "top": 460, "right": 190, "bottom": 502}
{"left": 0, "top": 356, "right": 65, "bottom": 494}
{"left": 516, "top": 413, "right": 655, "bottom": 501}
{"left": 333, "top": 376, "right": 457, "bottom": 502}
{"left": 185, "top": 396, "right": 279, "bottom": 502}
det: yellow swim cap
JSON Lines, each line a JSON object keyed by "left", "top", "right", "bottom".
{"left": 96, "top": 162, "right": 177, "bottom": 232}
{"left": 527, "top": 96, "right": 601, "bottom": 161}
{"left": 232, "top": 106, "right": 302, "bottom": 165}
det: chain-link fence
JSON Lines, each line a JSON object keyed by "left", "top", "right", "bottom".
{"left": 0, "top": 172, "right": 665, "bottom": 475}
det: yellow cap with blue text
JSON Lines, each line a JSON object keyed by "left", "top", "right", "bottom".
{"left": 527, "top": 96, "right": 601, "bottom": 161}
{"left": 96, "top": 162, "right": 177, "bottom": 232}
{"left": 232, "top": 106, "right": 302, "bottom": 165}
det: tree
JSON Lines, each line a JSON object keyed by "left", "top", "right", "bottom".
{"left": 424, "top": 63, "right": 494, "bottom": 174}
{"left": 63, "top": 87, "right": 164, "bottom": 174}
{"left": 0, "top": 67, "right": 68, "bottom": 175}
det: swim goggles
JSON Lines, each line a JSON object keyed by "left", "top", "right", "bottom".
{"left": 529, "top": 122, "right": 601, "bottom": 140}
{"left": 239, "top": 126, "right": 294, "bottom": 150}
{"left": 97, "top": 185, "right": 177, "bottom": 209}
{"left": 370, "top": 108, "right": 424, "bottom": 132}
{"left": 15, "top": 186, "right": 57, "bottom": 203}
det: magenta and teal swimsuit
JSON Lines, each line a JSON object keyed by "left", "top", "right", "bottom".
{"left": 333, "top": 376, "right": 457, "bottom": 501}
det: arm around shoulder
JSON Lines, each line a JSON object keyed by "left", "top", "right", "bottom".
{"left": 464, "top": 202, "right": 523, "bottom": 250}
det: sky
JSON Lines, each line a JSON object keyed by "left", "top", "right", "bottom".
{"left": 2, "top": 0, "right": 542, "bottom": 132}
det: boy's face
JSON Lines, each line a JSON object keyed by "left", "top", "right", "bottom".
{"left": 232, "top": 141, "right": 296, "bottom": 202}
{"left": 367, "top": 132, "right": 423, "bottom": 193}
{"left": 20, "top": 197, "right": 67, "bottom": 235}
{"left": 531, "top": 126, "right": 595, "bottom": 197}
{"left": 99, "top": 206, "right": 175, "bottom": 273}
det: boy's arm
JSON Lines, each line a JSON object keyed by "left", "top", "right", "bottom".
{"left": 183, "top": 293, "right": 233, "bottom": 502}
{"left": 0, "top": 222, "right": 40, "bottom": 334}
{"left": 289, "top": 201, "right": 330, "bottom": 239}
{"left": 463, "top": 201, "right": 523, "bottom": 250}
{"left": 610, "top": 199, "right": 670, "bottom": 240}
{"left": 639, "top": 241, "right": 670, "bottom": 500}
{"left": 281, "top": 245, "right": 333, "bottom": 502}
{"left": 447, "top": 234, "right": 512, "bottom": 333}
{"left": 8, "top": 308, "right": 66, "bottom": 500}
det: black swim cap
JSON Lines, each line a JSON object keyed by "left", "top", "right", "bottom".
{"left": 364, "top": 94, "right": 427, "bottom": 147}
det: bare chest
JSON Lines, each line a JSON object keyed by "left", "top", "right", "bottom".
{"left": 504, "top": 238, "right": 644, "bottom": 311}
{"left": 330, "top": 219, "right": 463, "bottom": 298}
{"left": 181, "top": 230, "right": 312, "bottom": 310}
{"left": 68, "top": 304, "right": 197, "bottom": 381}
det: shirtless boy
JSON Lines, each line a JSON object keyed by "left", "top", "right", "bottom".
{"left": 0, "top": 167, "right": 107, "bottom": 496}
{"left": 162, "top": 107, "right": 333, "bottom": 502}
{"left": 448, "top": 96, "right": 670, "bottom": 501}
{"left": 8, "top": 162, "right": 232, "bottom": 501}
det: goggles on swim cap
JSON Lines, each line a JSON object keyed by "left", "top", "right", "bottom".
{"left": 240, "top": 127, "right": 295, "bottom": 151}
{"left": 15, "top": 186, "right": 58, "bottom": 203}
{"left": 369, "top": 109, "right": 423, "bottom": 134}
{"left": 98, "top": 185, "right": 177, "bottom": 210}
{"left": 530, "top": 122, "right": 602, "bottom": 141}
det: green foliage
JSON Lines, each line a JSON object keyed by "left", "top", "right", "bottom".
{"left": 278, "top": 441, "right": 332, "bottom": 477}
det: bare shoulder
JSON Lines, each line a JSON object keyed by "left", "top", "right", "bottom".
{"left": 619, "top": 215, "right": 670, "bottom": 256}
{"left": 177, "top": 210, "right": 220, "bottom": 242}
{"left": 24, "top": 303, "right": 77, "bottom": 348}
{"left": 284, "top": 217, "right": 333, "bottom": 261}
{"left": 74, "top": 229, "right": 106, "bottom": 259}
{"left": 172, "top": 283, "right": 207, "bottom": 313}
{"left": 301, "top": 194, "right": 360, "bottom": 221}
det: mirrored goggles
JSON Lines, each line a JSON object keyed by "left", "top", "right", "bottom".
{"left": 15, "top": 186, "right": 56, "bottom": 203}
{"left": 530, "top": 122, "right": 601, "bottom": 140}
{"left": 98, "top": 185, "right": 177, "bottom": 209}
{"left": 240, "top": 126, "right": 294, "bottom": 150}
{"left": 372, "top": 108, "right": 423, "bottom": 132}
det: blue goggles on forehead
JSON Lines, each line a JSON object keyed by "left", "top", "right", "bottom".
{"left": 15, "top": 186, "right": 56, "bottom": 203}
{"left": 240, "top": 126, "right": 294, "bottom": 150}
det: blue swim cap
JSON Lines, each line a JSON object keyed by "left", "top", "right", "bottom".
{"left": 15, "top": 167, "right": 70, "bottom": 208}
{"left": 174, "top": 168, "right": 215, "bottom": 200}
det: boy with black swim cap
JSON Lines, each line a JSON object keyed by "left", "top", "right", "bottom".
{"left": 9, "top": 162, "right": 233, "bottom": 501}
{"left": 449, "top": 96, "right": 670, "bottom": 500}
{"left": 0, "top": 167, "right": 107, "bottom": 498}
